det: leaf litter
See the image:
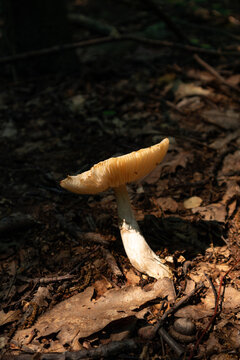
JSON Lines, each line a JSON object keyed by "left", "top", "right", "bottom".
{"left": 14, "top": 278, "right": 175, "bottom": 351}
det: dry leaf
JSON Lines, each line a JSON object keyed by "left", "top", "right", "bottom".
{"left": 184, "top": 279, "right": 196, "bottom": 295}
{"left": 203, "top": 286, "right": 240, "bottom": 310}
{"left": 204, "top": 333, "right": 222, "bottom": 356}
{"left": 186, "top": 69, "right": 215, "bottom": 82}
{"left": 228, "top": 199, "right": 237, "bottom": 218}
{"left": 161, "top": 151, "right": 194, "bottom": 174}
{"left": 174, "top": 82, "right": 211, "bottom": 101}
{"left": 219, "top": 150, "right": 240, "bottom": 177}
{"left": 209, "top": 129, "right": 240, "bottom": 150}
{"left": 176, "top": 285, "right": 240, "bottom": 320}
{"left": 0, "top": 310, "right": 20, "bottom": 326}
{"left": 175, "top": 304, "right": 212, "bottom": 319}
{"left": 156, "top": 197, "right": 178, "bottom": 213}
{"left": 123, "top": 268, "right": 140, "bottom": 285}
{"left": 14, "top": 279, "right": 174, "bottom": 350}
{"left": 202, "top": 109, "right": 240, "bottom": 130}
{"left": 93, "top": 277, "right": 113, "bottom": 298}
{"left": 226, "top": 74, "right": 240, "bottom": 86}
{"left": 184, "top": 196, "right": 203, "bottom": 209}
{"left": 176, "top": 96, "right": 203, "bottom": 111}
{"left": 192, "top": 203, "right": 226, "bottom": 222}
{"left": 222, "top": 180, "right": 240, "bottom": 204}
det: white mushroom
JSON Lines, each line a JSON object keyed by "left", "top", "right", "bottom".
{"left": 60, "top": 138, "right": 172, "bottom": 279}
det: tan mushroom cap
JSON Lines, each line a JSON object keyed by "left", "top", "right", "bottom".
{"left": 60, "top": 138, "right": 169, "bottom": 194}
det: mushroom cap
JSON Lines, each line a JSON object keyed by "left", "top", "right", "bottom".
{"left": 60, "top": 138, "right": 169, "bottom": 194}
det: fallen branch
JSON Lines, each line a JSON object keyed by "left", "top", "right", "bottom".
{"left": 0, "top": 35, "right": 239, "bottom": 65}
{"left": 9, "top": 339, "right": 138, "bottom": 360}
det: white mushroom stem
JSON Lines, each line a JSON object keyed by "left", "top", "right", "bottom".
{"left": 114, "top": 184, "right": 172, "bottom": 279}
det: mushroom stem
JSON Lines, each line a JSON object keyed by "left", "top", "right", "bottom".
{"left": 114, "top": 184, "right": 172, "bottom": 279}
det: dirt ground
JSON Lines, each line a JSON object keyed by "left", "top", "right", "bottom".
{"left": 0, "top": 1, "right": 240, "bottom": 359}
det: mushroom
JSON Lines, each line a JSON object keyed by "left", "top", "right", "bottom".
{"left": 60, "top": 138, "right": 172, "bottom": 279}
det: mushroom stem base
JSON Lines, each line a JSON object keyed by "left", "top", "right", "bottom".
{"left": 114, "top": 185, "right": 172, "bottom": 279}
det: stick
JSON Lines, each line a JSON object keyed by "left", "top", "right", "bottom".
{"left": 204, "top": 272, "right": 218, "bottom": 307}
{"left": 11, "top": 339, "right": 138, "bottom": 359}
{"left": 0, "top": 35, "right": 239, "bottom": 65}
{"left": 194, "top": 54, "right": 240, "bottom": 93}
{"left": 158, "top": 327, "right": 185, "bottom": 357}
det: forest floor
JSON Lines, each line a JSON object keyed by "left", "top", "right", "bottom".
{"left": 0, "top": 1, "right": 240, "bottom": 359}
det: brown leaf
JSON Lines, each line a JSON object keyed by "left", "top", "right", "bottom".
{"left": 219, "top": 150, "right": 240, "bottom": 177}
{"left": 93, "top": 277, "right": 113, "bottom": 298}
{"left": 123, "top": 268, "right": 140, "bottom": 285}
{"left": 203, "top": 286, "right": 240, "bottom": 310}
{"left": 0, "top": 310, "right": 21, "bottom": 326}
{"left": 156, "top": 197, "right": 178, "bottom": 213}
{"left": 14, "top": 279, "right": 174, "bottom": 349}
{"left": 202, "top": 108, "right": 240, "bottom": 130}
{"left": 175, "top": 304, "right": 212, "bottom": 319}
{"left": 192, "top": 203, "right": 226, "bottom": 223}
{"left": 209, "top": 130, "right": 240, "bottom": 150}
{"left": 184, "top": 279, "right": 196, "bottom": 295}
{"left": 174, "top": 82, "right": 211, "bottom": 101}
{"left": 226, "top": 74, "right": 240, "bottom": 86}
{"left": 161, "top": 151, "right": 194, "bottom": 174}
{"left": 204, "top": 333, "right": 222, "bottom": 356}
{"left": 186, "top": 69, "right": 215, "bottom": 82}
{"left": 222, "top": 180, "right": 240, "bottom": 205}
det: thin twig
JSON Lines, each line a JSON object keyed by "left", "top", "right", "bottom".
{"left": 154, "top": 282, "right": 204, "bottom": 333}
{"left": 144, "top": 0, "right": 189, "bottom": 43}
{"left": 0, "top": 35, "right": 239, "bottom": 65}
{"left": 194, "top": 54, "right": 240, "bottom": 94}
{"left": 124, "top": 35, "right": 240, "bottom": 56}
{"left": 204, "top": 272, "right": 218, "bottom": 307}
{"left": 33, "top": 339, "right": 138, "bottom": 359}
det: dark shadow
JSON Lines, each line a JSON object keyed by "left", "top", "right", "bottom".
{"left": 142, "top": 215, "right": 225, "bottom": 259}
